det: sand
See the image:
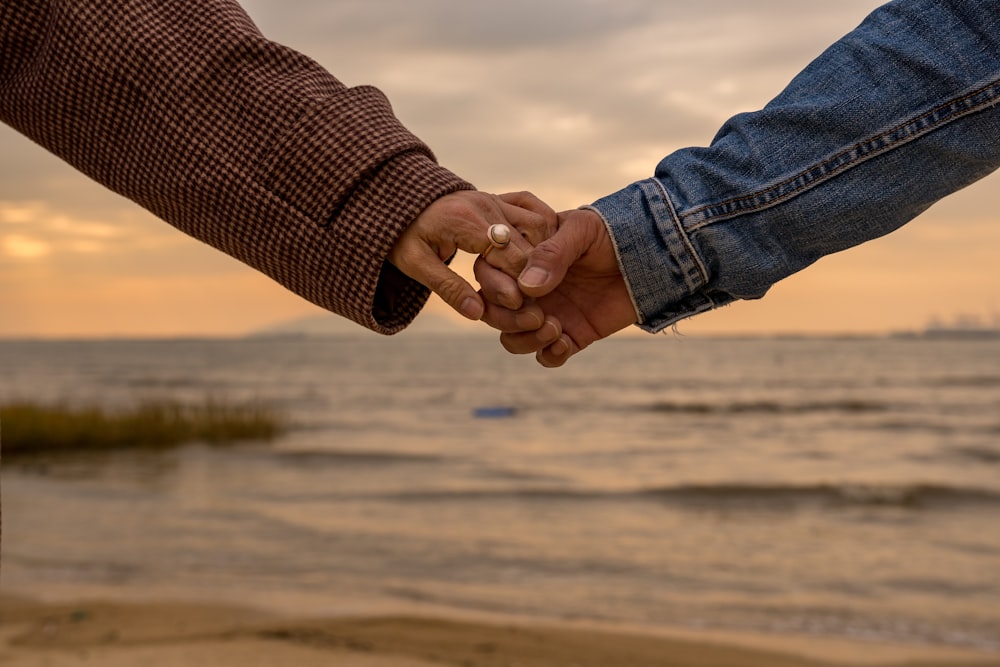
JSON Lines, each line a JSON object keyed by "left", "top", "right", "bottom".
{"left": 2, "top": 593, "right": 999, "bottom": 667}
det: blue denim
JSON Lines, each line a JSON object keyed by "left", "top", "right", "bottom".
{"left": 591, "top": 0, "right": 1000, "bottom": 332}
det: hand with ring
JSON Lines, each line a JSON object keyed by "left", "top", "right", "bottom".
{"left": 476, "top": 205, "right": 638, "bottom": 368}
{"left": 387, "top": 189, "right": 554, "bottom": 328}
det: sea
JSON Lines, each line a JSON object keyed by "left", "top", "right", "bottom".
{"left": 2, "top": 334, "right": 999, "bottom": 650}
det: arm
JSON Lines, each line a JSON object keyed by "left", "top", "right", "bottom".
{"left": 0, "top": 0, "right": 510, "bottom": 333}
{"left": 508, "top": 0, "right": 1000, "bottom": 365}
{"left": 598, "top": 0, "right": 1000, "bottom": 333}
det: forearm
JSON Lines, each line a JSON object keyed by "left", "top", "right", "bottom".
{"left": 0, "top": 0, "right": 471, "bottom": 332}
{"left": 592, "top": 0, "right": 1000, "bottom": 332}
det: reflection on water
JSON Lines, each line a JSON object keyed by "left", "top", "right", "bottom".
{"left": 2, "top": 336, "right": 1000, "bottom": 649}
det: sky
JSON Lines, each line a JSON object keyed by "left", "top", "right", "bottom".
{"left": 2, "top": 0, "right": 998, "bottom": 338}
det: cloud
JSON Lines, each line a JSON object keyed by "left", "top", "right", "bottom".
{"left": 0, "top": 125, "right": 150, "bottom": 223}
{"left": 234, "top": 0, "right": 888, "bottom": 206}
{"left": 2, "top": 234, "right": 51, "bottom": 259}
{"left": 243, "top": 0, "right": 661, "bottom": 52}
{"left": 0, "top": 195, "right": 249, "bottom": 278}
{"left": 2, "top": 0, "right": 996, "bottom": 336}
{"left": 0, "top": 202, "right": 47, "bottom": 225}
{"left": 1, "top": 0, "right": 889, "bottom": 212}
{"left": 244, "top": 0, "right": 881, "bottom": 56}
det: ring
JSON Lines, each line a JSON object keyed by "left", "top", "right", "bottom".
{"left": 482, "top": 224, "right": 512, "bottom": 258}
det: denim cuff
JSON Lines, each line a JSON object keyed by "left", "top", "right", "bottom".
{"left": 589, "top": 179, "right": 718, "bottom": 333}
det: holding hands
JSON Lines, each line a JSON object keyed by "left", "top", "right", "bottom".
{"left": 390, "top": 192, "right": 637, "bottom": 367}
{"left": 498, "top": 207, "right": 638, "bottom": 367}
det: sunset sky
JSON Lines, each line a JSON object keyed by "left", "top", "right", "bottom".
{"left": 2, "top": 0, "right": 998, "bottom": 339}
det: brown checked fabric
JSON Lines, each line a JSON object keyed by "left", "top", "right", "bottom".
{"left": 0, "top": 0, "right": 478, "bottom": 554}
{"left": 0, "top": 0, "right": 474, "bottom": 334}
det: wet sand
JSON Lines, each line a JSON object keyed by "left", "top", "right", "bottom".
{"left": 2, "top": 594, "right": 999, "bottom": 667}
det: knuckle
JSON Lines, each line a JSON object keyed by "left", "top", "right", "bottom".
{"left": 435, "top": 278, "right": 468, "bottom": 305}
{"left": 495, "top": 246, "right": 528, "bottom": 277}
{"left": 531, "top": 239, "right": 563, "bottom": 266}
{"left": 437, "top": 191, "right": 482, "bottom": 219}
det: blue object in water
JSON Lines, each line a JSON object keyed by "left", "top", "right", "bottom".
{"left": 473, "top": 406, "right": 517, "bottom": 419}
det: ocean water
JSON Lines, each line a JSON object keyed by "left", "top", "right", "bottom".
{"left": 2, "top": 335, "right": 999, "bottom": 649}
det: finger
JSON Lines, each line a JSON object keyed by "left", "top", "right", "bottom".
{"left": 518, "top": 213, "right": 596, "bottom": 298}
{"left": 480, "top": 299, "right": 547, "bottom": 334}
{"left": 474, "top": 255, "right": 523, "bottom": 310}
{"left": 498, "top": 191, "right": 557, "bottom": 232}
{"left": 435, "top": 193, "right": 540, "bottom": 275}
{"left": 402, "top": 248, "right": 484, "bottom": 320}
{"left": 498, "top": 192, "right": 557, "bottom": 246}
{"left": 481, "top": 236, "right": 530, "bottom": 279}
{"left": 498, "top": 191, "right": 554, "bottom": 214}
{"left": 498, "top": 201, "right": 548, "bottom": 247}
{"left": 435, "top": 193, "right": 512, "bottom": 255}
{"left": 499, "top": 316, "right": 563, "bottom": 354}
{"left": 536, "top": 334, "right": 580, "bottom": 368}
{"left": 517, "top": 236, "right": 575, "bottom": 298}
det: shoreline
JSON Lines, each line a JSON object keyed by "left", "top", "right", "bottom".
{"left": 3, "top": 593, "right": 998, "bottom": 667}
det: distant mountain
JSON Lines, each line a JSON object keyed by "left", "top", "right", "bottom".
{"left": 892, "top": 313, "right": 1000, "bottom": 340}
{"left": 249, "top": 310, "right": 487, "bottom": 338}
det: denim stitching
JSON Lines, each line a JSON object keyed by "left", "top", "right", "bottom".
{"left": 685, "top": 78, "right": 1000, "bottom": 231}
{"left": 581, "top": 204, "right": 645, "bottom": 324}
{"left": 652, "top": 178, "right": 708, "bottom": 287}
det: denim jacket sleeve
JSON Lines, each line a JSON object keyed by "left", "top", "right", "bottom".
{"left": 591, "top": 0, "right": 1000, "bottom": 332}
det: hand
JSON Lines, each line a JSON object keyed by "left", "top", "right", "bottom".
{"left": 501, "top": 208, "right": 638, "bottom": 367}
{"left": 388, "top": 190, "right": 554, "bottom": 323}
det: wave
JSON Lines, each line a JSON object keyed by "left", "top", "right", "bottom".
{"left": 928, "top": 375, "right": 1000, "bottom": 388}
{"left": 638, "top": 482, "right": 1000, "bottom": 508}
{"left": 642, "top": 399, "right": 890, "bottom": 415}
{"left": 385, "top": 482, "right": 1000, "bottom": 510}
{"left": 951, "top": 445, "right": 1000, "bottom": 464}
{"left": 276, "top": 448, "right": 445, "bottom": 465}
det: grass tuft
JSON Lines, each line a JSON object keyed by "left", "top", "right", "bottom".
{"left": 0, "top": 399, "right": 284, "bottom": 458}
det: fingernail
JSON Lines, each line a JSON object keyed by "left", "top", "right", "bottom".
{"left": 461, "top": 297, "right": 483, "bottom": 320}
{"left": 519, "top": 267, "right": 549, "bottom": 289}
{"left": 537, "top": 320, "right": 560, "bottom": 344}
{"left": 551, "top": 336, "right": 570, "bottom": 356}
{"left": 515, "top": 311, "right": 543, "bottom": 330}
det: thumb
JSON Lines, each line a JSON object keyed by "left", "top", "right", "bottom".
{"left": 391, "top": 238, "right": 485, "bottom": 321}
{"left": 517, "top": 216, "right": 590, "bottom": 298}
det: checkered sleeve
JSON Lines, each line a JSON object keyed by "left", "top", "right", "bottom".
{"left": 0, "top": 0, "right": 473, "bottom": 333}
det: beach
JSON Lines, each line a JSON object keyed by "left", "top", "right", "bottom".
{"left": 4, "top": 593, "right": 1000, "bottom": 667}
{"left": 3, "top": 336, "right": 1000, "bottom": 661}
